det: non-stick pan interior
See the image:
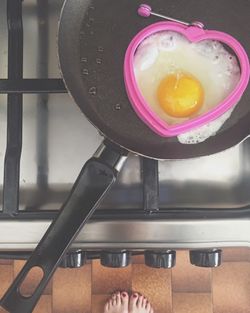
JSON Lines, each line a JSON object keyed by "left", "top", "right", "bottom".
{"left": 58, "top": 0, "right": 250, "bottom": 159}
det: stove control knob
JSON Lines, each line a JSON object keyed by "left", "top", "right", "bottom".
{"left": 190, "top": 249, "right": 222, "bottom": 268}
{"left": 144, "top": 250, "right": 176, "bottom": 268}
{"left": 60, "top": 250, "right": 87, "bottom": 268}
{"left": 101, "top": 250, "right": 131, "bottom": 268}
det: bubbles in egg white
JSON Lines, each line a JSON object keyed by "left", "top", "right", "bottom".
{"left": 177, "top": 106, "right": 235, "bottom": 144}
{"left": 134, "top": 31, "right": 241, "bottom": 143}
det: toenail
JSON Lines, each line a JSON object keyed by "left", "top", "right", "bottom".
{"left": 122, "top": 293, "right": 127, "bottom": 297}
{"left": 133, "top": 294, "right": 138, "bottom": 298}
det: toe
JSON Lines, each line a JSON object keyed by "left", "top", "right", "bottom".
{"left": 137, "top": 295, "right": 144, "bottom": 307}
{"left": 146, "top": 302, "right": 151, "bottom": 312}
{"left": 121, "top": 291, "right": 129, "bottom": 306}
{"left": 129, "top": 293, "right": 139, "bottom": 310}
{"left": 116, "top": 292, "right": 122, "bottom": 306}
{"left": 104, "top": 301, "right": 109, "bottom": 313}
{"left": 109, "top": 299, "right": 114, "bottom": 307}
{"left": 142, "top": 297, "right": 148, "bottom": 308}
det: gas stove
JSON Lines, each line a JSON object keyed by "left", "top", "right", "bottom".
{"left": 1, "top": 0, "right": 250, "bottom": 269}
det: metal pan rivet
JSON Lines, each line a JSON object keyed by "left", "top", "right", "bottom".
{"left": 114, "top": 104, "right": 121, "bottom": 110}
{"left": 89, "top": 87, "right": 97, "bottom": 95}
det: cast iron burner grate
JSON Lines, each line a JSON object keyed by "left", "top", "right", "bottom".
{"left": 0, "top": 0, "right": 160, "bottom": 222}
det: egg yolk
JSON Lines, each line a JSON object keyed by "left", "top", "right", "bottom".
{"left": 157, "top": 73, "right": 204, "bottom": 118}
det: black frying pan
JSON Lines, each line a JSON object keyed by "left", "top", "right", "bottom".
{"left": 1, "top": 0, "right": 250, "bottom": 312}
{"left": 58, "top": 0, "right": 250, "bottom": 160}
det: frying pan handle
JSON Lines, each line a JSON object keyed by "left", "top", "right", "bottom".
{"left": 0, "top": 142, "right": 127, "bottom": 313}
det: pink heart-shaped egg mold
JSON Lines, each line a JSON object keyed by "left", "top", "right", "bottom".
{"left": 124, "top": 22, "right": 250, "bottom": 137}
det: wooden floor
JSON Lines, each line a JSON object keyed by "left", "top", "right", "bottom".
{"left": 1, "top": 248, "right": 250, "bottom": 313}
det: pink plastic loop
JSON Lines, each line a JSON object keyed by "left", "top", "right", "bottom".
{"left": 138, "top": 4, "right": 152, "bottom": 17}
{"left": 124, "top": 22, "right": 250, "bottom": 137}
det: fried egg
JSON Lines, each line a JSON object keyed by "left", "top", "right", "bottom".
{"left": 134, "top": 31, "right": 241, "bottom": 144}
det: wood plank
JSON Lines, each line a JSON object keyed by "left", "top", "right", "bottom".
{"left": 0, "top": 265, "right": 13, "bottom": 298}
{"left": 0, "top": 260, "right": 13, "bottom": 265}
{"left": 92, "top": 295, "right": 110, "bottom": 313}
{"left": 92, "top": 260, "right": 132, "bottom": 295}
{"left": 132, "top": 255, "right": 145, "bottom": 264}
{"left": 173, "top": 293, "right": 212, "bottom": 313}
{"left": 223, "top": 248, "right": 250, "bottom": 262}
{"left": 212, "top": 262, "right": 250, "bottom": 313}
{"left": 53, "top": 264, "right": 92, "bottom": 313}
{"left": 132, "top": 264, "right": 172, "bottom": 313}
{"left": 172, "top": 251, "right": 212, "bottom": 293}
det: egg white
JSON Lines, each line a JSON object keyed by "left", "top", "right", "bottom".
{"left": 134, "top": 31, "right": 241, "bottom": 143}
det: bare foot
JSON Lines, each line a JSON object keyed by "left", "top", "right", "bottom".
{"left": 104, "top": 291, "right": 129, "bottom": 313}
{"left": 129, "top": 293, "right": 154, "bottom": 313}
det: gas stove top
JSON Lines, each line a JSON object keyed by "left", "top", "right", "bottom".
{"left": 1, "top": 0, "right": 250, "bottom": 262}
